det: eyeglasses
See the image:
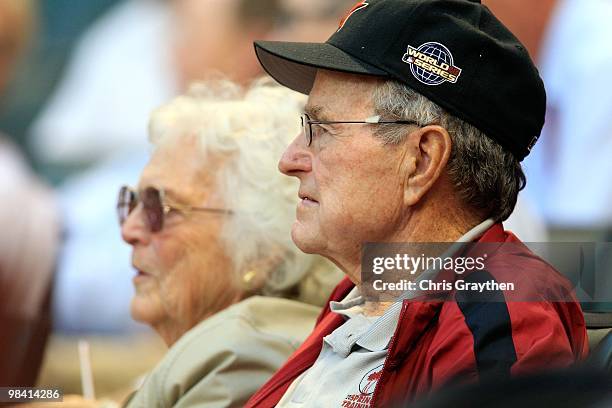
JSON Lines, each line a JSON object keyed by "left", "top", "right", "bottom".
{"left": 300, "top": 113, "right": 425, "bottom": 146}
{"left": 117, "top": 185, "right": 233, "bottom": 233}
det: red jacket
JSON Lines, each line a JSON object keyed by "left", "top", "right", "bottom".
{"left": 245, "top": 224, "right": 589, "bottom": 407}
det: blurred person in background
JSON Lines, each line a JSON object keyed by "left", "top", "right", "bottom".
{"left": 0, "top": 0, "right": 35, "bottom": 91}
{"left": 485, "top": 0, "right": 612, "bottom": 241}
{"left": 0, "top": 140, "right": 60, "bottom": 387}
{"left": 172, "top": 0, "right": 286, "bottom": 89}
{"left": 0, "top": 0, "right": 61, "bottom": 387}
{"left": 117, "top": 79, "right": 341, "bottom": 407}
{"left": 26, "top": 0, "right": 289, "bottom": 334}
{"left": 30, "top": 0, "right": 287, "bottom": 166}
{"left": 30, "top": 0, "right": 175, "bottom": 166}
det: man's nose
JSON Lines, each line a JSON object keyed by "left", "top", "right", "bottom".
{"left": 121, "top": 204, "right": 151, "bottom": 246}
{"left": 278, "top": 134, "right": 312, "bottom": 176}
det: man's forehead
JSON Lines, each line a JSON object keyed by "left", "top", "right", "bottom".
{"left": 306, "top": 70, "right": 378, "bottom": 116}
{"left": 311, "top": 69, "right": 379, "bottom": 93}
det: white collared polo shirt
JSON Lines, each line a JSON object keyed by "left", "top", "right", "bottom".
{"left": 276, "top": 287, "right": 401, "bottom": 407}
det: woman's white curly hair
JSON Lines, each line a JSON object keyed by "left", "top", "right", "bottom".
{"left": 147, "top": 78, "right": 339, "bottom": 305}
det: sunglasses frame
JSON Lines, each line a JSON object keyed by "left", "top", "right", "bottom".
{"left": 117, "top": 185, "right": 232, "bottom": 233}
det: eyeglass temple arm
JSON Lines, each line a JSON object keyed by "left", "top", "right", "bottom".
{"left": 163, "top": 204, "right": 233, "bottom": 215}
{"left": 366, "top": 115, "right": 424, "bottom": 125}
{"left": 310, "top": 116, "right": 422, "bottom": 125}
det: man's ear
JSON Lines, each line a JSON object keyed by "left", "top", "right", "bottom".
{"left": 403, "top": 125, "right": 452, "bottom": 206}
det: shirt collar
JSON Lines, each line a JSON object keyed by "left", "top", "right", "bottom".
{"left": 329, "top": 286, "right": 364, "bottom": 318}
{"left": 352, "top": 218, "right": 497, "bottom": 352}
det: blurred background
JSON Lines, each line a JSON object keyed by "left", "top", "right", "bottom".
{"left": 0, "top": 0, "right": 611, "bottom": 403}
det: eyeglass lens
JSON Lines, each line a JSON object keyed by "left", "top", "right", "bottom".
{"left": 117, "top": 186, "right": 165, "bottom": 233}
{"left": 142, "top": 187, "right": 164, "bottom": 232}
{"left": 117, "top": 186, "right": 135, "bottom": 226}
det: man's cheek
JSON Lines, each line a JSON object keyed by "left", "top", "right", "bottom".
{"left": 323, "top": 202, "right": 357, "bottom": 236}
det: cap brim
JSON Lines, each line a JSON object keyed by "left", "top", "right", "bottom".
{"left": 254, "top": 41, "right": 389, "bottom": 95}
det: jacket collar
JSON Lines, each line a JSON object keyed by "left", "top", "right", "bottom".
{"left": 355, "top": 219, "right": 501, "bottom": 352}
{"left": 384, "top": 222, "right": 511, "bottom": 365}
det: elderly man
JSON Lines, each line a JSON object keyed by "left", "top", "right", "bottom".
{"left": 246, "top": 0, "right": 588, "bottom": 407}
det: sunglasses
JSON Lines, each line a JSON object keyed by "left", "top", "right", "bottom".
{"left": 117, "top": 185, "right": 233, "bottom": 233}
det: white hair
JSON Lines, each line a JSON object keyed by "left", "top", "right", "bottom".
{"left": 148, "top": 78, "right": 338, "bottom": 305}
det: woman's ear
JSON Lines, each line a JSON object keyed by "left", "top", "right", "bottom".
{"left": 403, "top": 125, "right": 452, "bottom": 206}
{"left": 240, "top": 251, "right": 284, "bottom": 296}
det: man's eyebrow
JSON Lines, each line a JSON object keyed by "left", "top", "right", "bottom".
{"left": 304, "top": 104, "right": 330, "bottom": 121}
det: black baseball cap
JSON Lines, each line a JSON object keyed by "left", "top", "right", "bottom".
{"left": 254, "top": 0, "right": 546, "bottom": 161}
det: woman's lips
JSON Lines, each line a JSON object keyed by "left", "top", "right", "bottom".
{"left": 133, "top": 269, "right": 152, "bottom": 283}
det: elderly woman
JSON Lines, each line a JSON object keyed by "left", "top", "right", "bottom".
{"left": 118, "top": 80, "right": 340, "bottom": 407}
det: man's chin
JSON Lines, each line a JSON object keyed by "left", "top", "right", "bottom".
{"left": 294, "top": 241, "right": 319, "bottom": 254}
{"left": 291, "top": 224, "right": 324, "bottom": 255}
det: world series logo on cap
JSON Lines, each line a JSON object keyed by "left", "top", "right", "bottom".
{"left": 402, "top": 42, "right": 462, "bottom": 86}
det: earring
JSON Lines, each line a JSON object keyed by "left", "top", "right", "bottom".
{"left": 243, "top": 270, "right": 258, "bottom": 288}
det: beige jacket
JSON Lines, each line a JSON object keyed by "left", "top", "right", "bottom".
{"left": 123, "top": 296, "right": 320, "bottom": 408}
